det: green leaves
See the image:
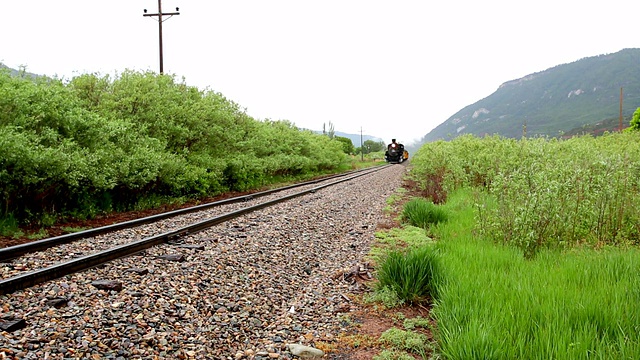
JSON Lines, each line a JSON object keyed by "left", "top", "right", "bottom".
{"left": 630, "top": 107, "right": 640, "bottom": 131}
{"left": 0, "top": 69, "right": 347, "bottom": 227}
{"left": 411, "top": 133, "right": 640, "bottom": 256}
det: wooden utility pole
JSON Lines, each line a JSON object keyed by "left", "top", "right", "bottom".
{"left": 143, "top": 1, "right": 180, "bottom": 74}
{"left": 360, "top": 127, "right": 364, "bottom": 161}
{"left": 619, "top": 87, "right": 623, "bottom": 132}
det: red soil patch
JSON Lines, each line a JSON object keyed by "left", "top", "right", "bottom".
{"left": 329, "top": 300, "right": 435, "bottom": 359}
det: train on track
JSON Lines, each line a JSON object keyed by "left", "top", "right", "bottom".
{"left": 384, "top": 139, "right": 409, "bottom": 163}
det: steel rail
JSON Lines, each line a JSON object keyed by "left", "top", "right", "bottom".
{"left": 0, "top": 167, "right": 381, "bottom": 261}
{"left": 0, "top": 165, "right": 391, "bottom": 295}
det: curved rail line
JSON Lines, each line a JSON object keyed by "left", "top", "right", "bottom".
{"left": 0, "top": 165, "right": 392, "bottom": 295}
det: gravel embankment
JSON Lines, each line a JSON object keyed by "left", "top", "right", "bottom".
{"left": 1, "top": 172, "right": 372, "bottom": 279}
{"left": 0, "top": 165, "right": 406, "bottom": 359}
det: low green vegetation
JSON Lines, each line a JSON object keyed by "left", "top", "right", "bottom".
{"left": 401, "top": 197, "right": 448, "bottom": 230}
{"left": 403, "top": 316, "right": 432, "bottom": 331}
{"left": 379, "top": 328, "right": 432, "bottom": 356}
{"left": 376, "top": 246, "right": 439, "bottom": 303}
{"left": 410, "top": 133, "right": 640, "bottom": 256}
{"left": 372, "top": 350, "right": 416, "bottom": 360}
{"left": 367, "top": 132, "right": 640, "bottom": 358}
{"left": 370, "top": 315, "right": 434, "bottom": 360}
{"left": 430, "top": 189, "right": 640, "bottom": 359}
{"left": 0, "top": 69, "right": 355, "bottom": 234}
{"left": 368, "top": 226, "right": 433, "bottom": 264}
{"left": 364, "top": 285, "right": 405, "bottom": 309}
{"left": 60, "top": 226, "right": 90, "bottom": 233}
{"left": 0, "top": 215, "right": 20, "bottom": 237}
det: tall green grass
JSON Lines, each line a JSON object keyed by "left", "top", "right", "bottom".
{"left": 376, "top": 245, "right": 440, "bottom": 303}
{"left": 372, "top": 198, "right": 446, "bottom": 304}
{"left": 430, "top": 189, "right": 640, "bottom": 359}
{"left": 402, "top": 198, "right": 448, "bottom": 230}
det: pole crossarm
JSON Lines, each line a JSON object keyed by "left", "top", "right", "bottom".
{"left": 144, "top": 12, "right": 180, "bottom": 19}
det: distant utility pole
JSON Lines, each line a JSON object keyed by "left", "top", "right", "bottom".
{"left": 360, "top": 127, "right": 364, "bottom": 161}
{"left": 619, "top": 87, "right": 623, "bottom": 132}
{"left": 143, "top": 1, "right": 180, "bottom": 74}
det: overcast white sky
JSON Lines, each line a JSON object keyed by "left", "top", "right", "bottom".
{"left": 2, "top": 1, "right": 639, "bottom": 145}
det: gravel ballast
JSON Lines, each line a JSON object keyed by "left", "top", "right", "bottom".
{"left": 0, "top": 165, "right": 406, "bottom": 359}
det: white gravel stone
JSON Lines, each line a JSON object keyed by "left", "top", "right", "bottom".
{"left": 286, "top": 343, "right": 325, "bottom": 357}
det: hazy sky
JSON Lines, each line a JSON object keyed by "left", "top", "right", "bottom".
{"left": 2, "top": 1, "right": 639, "bottom": 145}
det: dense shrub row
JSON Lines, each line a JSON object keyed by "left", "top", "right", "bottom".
{"left": 0, "top": 70, "right": 347, "bottom": 227}
{"left": 409, "top": 133, "right": 640, "bottom": 256}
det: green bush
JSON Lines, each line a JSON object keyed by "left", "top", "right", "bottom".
{"left": 410, "top": 133, "right": 640, "bottom": 255}
{"left": 0, "top": 69, "right": 349, "bottom": 229}
{"left": 629, "top": 107, "right": 640, "bottom": 131}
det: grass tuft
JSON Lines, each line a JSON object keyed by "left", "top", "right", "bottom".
{"left": 0, "top": 214, "right": 22, "bottom": 237}
{"left": 402, "top": 198, "right": 448, "bottom": 230}
{"left": 377, "top": 245, "right": 439, "bottom": 303}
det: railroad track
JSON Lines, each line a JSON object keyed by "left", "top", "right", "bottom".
{"left": 0, "top": 163, "right": 406, "bottom": 357}
{"left": 0, "top": 165, "right": 390, "bottom": 295}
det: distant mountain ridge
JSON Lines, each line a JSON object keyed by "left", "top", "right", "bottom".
{"left": 421, "top": 48, "right": 640, "bottom": 142}
{"left": 333, "top": 131, "right": 383, "bottom": 146}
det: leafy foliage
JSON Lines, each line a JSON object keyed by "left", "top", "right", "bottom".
{"left": 630, "top": 107, "right": 640, "bottom": 131}
{"left": 0, "top": 69, "right": 347, "bottom": 228}
{"left": 410, "top": 132, "right": 640, "bottom": 257}
{"left": 333, "top": 136, "right": 355, "bottom": 154}
{"left": 363, "top": 139, "right": 385, "bottom": 153}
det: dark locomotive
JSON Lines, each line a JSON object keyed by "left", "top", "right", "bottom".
{"left": 384, "top": 139, "right": 409, "bottom": 163}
